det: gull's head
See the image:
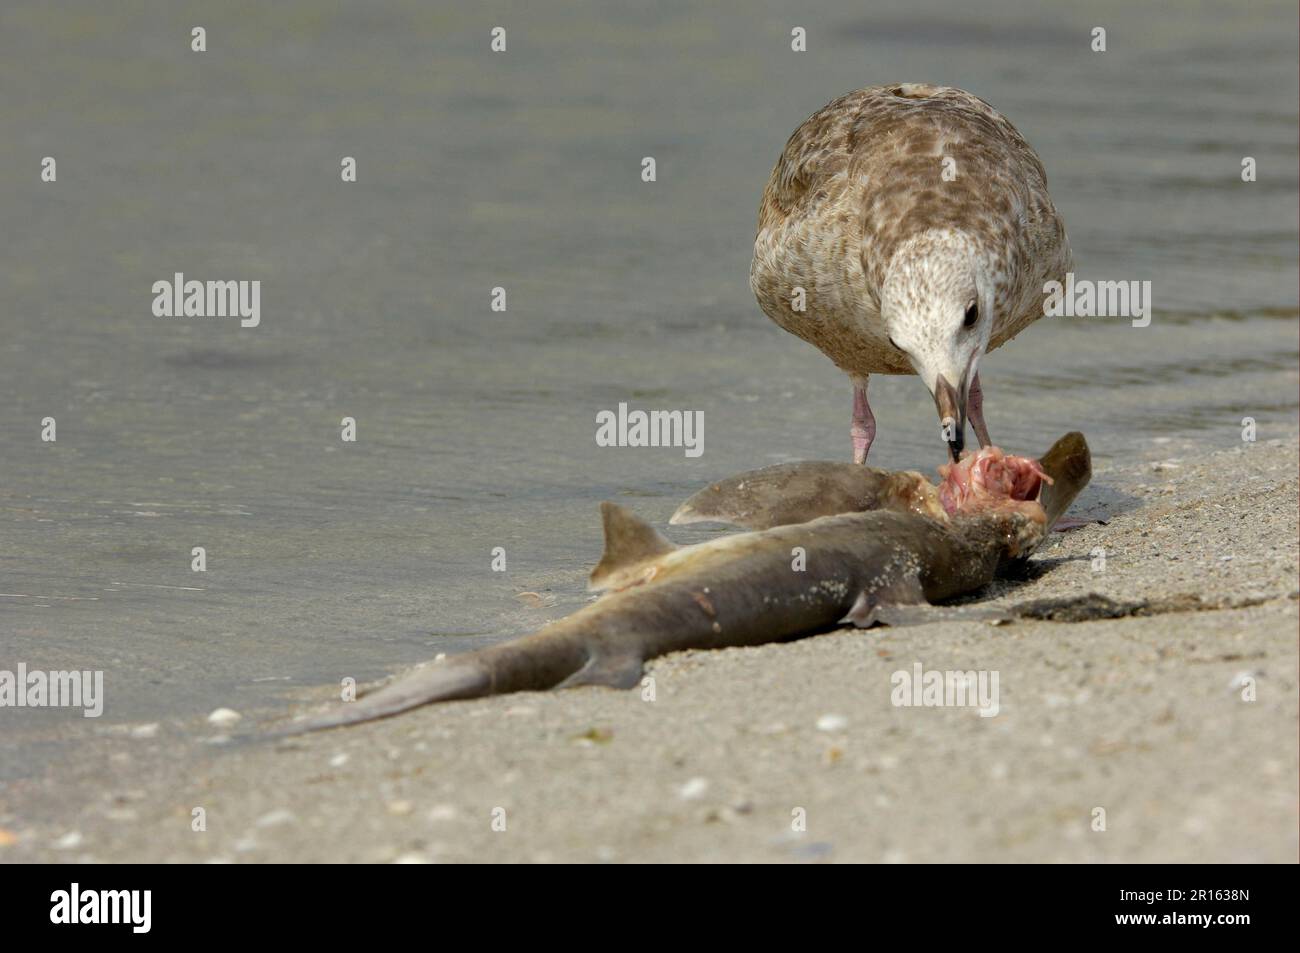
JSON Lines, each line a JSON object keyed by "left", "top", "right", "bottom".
{"left": 879, "top": 230, "right": 993, "bottom": 460}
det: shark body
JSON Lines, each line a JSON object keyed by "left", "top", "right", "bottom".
{"left": 277, "top": 433, "right": 1089, "bottom": 734}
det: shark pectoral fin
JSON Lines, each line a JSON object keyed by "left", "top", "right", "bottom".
{"left": 840, "top": 573, "right": 927, "bottom": 628}
{"left": 555, "top": 651, "right": 645, "bottom": 691}
{"left": 589, "top": 502, "right": 677, "bottom": 591}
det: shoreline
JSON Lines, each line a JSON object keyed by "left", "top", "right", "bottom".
{"left": 3, "top": 435, "right": 1297, "bottom": 863}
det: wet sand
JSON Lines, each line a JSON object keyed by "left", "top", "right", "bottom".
{"left": 3, "top": 436, "right": 1295, "bottom": 863}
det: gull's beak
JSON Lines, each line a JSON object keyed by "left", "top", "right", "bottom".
{"left": 934, "top": 373, "right": 967, "bottom": 461}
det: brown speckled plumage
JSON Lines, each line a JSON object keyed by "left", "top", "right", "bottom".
{"left": 751, "top": 84, "right": 1071, "bottom": 390}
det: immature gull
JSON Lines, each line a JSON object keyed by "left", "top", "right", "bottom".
{"left": 751, "top": 84, "right": 1071, "bottom": 461}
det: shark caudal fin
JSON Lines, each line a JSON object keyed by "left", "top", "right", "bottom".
{"left": 669, "top": 461, "right": 912, "bottom": 530}
{"left": 588, "top": 501, "right": 677, "bottom": 591}
{"left": 270, "top": 657, "right": 491, "bottom": 736}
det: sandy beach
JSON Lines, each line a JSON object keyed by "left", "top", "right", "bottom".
{"left": 4, "top": 434, "right": 1295, "bottom": 863}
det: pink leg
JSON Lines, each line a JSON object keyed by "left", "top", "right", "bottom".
{"left": 851, "top": 381, "right": 876, "bottom": 464}
{"left": 967, "top": 371, "right": 992, "bottom": 448}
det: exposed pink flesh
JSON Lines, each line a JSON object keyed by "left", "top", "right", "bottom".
{"left": 936, "top": 446, "right": 1053, "bottom": 517}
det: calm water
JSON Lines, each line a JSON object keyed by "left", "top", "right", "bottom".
{"left": 1, "top": 1, "right": 1296, "bottom": 777}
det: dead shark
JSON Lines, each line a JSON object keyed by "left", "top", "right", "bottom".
{"left": 276, "top": 433, "right": 1090, "bottom": 734}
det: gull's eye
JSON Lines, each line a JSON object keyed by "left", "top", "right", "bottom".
{"left": 963, "top": 302, "right": 979, "bottom": 329}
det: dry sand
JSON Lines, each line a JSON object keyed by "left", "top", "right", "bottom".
{"left": 3, "top": 436, "right": 1296, "bottom": 863}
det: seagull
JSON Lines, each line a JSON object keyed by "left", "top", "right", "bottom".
{"left": 751, "top": 84, "right": 1072, "bottom": 462}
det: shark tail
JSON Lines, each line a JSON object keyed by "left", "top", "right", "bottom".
{"left": 271, "top": 656, "right": 494, "bottom": 737}
{"left": 270, "top": 500, "right": 678, "bottom": 737}
{"left": 270, "top": 624, "right": 600, "bottom": 737}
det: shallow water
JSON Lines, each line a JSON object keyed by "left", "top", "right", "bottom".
{"left": 1, "top": 1, "right": 1296, "bottom": 778}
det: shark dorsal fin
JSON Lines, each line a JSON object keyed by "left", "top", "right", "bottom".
{"left": 589, "top": 502, "right": 677, "bottom": 590}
